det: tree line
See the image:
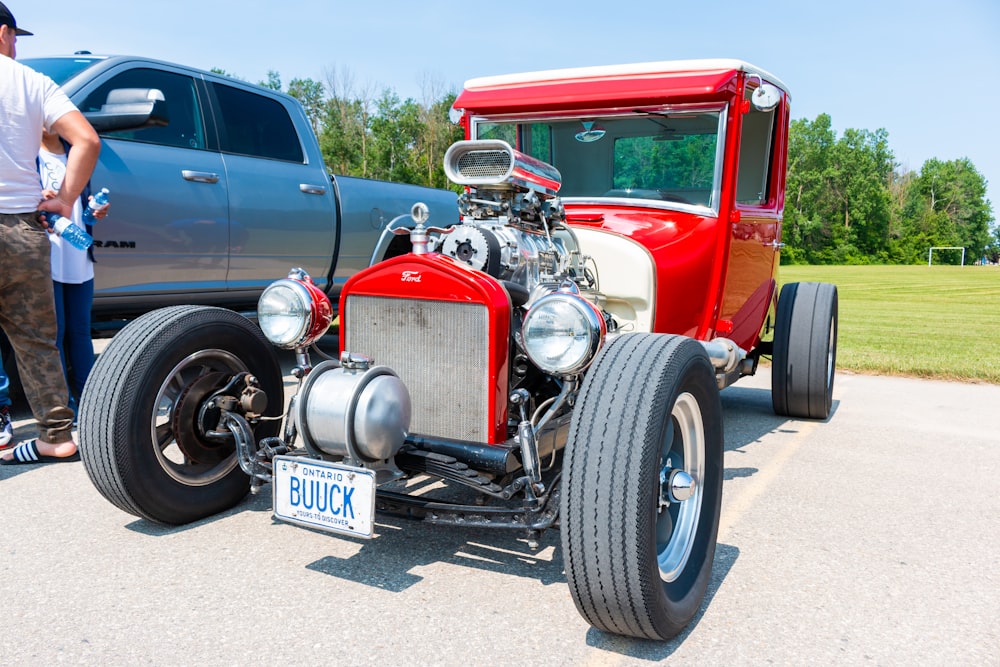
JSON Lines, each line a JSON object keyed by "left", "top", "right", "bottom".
{"left": 784, "top": 114, "right": 995, "bottom": 265}
{"left": 222, "top": 69, "right": 997, "bottom": 265}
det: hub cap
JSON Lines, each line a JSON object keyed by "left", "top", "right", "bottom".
{"left": 656, "top": 391, "right": 705, "bottom": 582}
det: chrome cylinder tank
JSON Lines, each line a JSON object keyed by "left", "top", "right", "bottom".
{"left": 296, "top": 356, "right": 411, "bottom": 462}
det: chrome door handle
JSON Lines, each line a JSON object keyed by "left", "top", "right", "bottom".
{"left": 300, "top": 184, "right": 327, "bottom": 195}
{"left": 182, "top": 170, "right": 220, "bottom": 184}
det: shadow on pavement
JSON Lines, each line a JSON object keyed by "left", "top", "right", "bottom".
{"left": 303, "top": 512, "right": 565, "bottom": 592}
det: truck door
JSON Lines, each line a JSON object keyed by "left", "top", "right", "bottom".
{"left": 76, "top": 66, "right": 229, "bottom": 306}
{"left": 720, "top": 87, "right": 785, "bottom": 351}
{"left": 206, "top": 81, "right": 338, "bottom": 295}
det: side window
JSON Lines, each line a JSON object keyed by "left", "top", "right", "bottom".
{"left": 81, "top": 68, "right": 205, "bottom": 149}
{"left": 210, "top": 83, "right": 304, "bottom": 163}
{"left": 736, "top": 87, "right": 777, "bottom": 205}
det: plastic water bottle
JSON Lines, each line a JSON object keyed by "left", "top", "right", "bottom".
{"left": 82, "top": 187, "right": 110, "bottom": 225}
{"left": 48, "top": 213, "right": 94, "bottom": 250}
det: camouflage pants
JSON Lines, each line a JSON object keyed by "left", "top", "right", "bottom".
{"left": 0, "top": 212, "right": 74, "bottom": 443}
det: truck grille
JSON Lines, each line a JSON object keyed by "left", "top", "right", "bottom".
{"left": 344, "top": 295, "right": 491, "bottom": 442}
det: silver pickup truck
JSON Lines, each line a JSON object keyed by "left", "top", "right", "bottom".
{"left": 21, "top": 54, "right": 457, "bottom": 325}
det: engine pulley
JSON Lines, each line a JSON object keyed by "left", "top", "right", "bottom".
{"left": 441, "top": 225, "right": 503, "bottom": 277}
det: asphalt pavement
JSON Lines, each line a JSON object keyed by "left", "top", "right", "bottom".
{"left": 1, "top": 344, "right": 997, "bottom": 665}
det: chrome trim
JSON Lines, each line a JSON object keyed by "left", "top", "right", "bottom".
{"left": 181, "top": 170, "right": 219, "bottom": 184}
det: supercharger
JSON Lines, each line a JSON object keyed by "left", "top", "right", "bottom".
{"left": 437, "top": 140, "right": 593, "bottom": 296}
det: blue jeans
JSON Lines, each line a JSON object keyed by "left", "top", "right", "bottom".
{"left": 0, "top": 351, "right": 9, "bottom": 409}
{"left": 53, "top": 279, "right": 95, "bottom": 403}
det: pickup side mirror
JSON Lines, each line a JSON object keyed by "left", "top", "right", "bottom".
{"left": 84, "top": 88, "right": 170, "bottom": 132}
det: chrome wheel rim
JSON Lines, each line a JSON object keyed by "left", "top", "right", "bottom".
{"left": 151, "top": 349, "right": 248, "bottom": 486}
{"left": 827, "top": 318, "right": 836, "bottom": 391}
{"left": 656, "top": 391, "right": 705, "bottom": 582}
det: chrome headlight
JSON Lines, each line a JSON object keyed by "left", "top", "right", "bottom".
{"left": 257, "top": 270, "right": 333, "bottom": 349}
{"left": 522, "top": 292, "right": 606, "bottom": 375}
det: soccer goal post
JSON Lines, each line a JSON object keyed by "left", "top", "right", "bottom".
{"left": 928, "top": 246, "right": 966, "bottom": 266}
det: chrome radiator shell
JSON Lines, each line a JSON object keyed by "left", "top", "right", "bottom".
{"left": 344, "top": 294, "right": 493, "bottom": 443}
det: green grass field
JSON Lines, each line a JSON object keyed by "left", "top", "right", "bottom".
{"left": 779, "top": 265, "right": 1000, "bottom": 384}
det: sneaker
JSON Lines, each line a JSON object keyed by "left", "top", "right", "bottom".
{"left": 0, "top": 406, "right": 13, "bottom": 449}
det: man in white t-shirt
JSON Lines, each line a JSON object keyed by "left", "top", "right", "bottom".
{"left": 0, "top": 2, "right": 101, "bottom": 464}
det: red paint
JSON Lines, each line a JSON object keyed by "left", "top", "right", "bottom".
{"left": 287, "top": 274, "right": 333, "bottom": 347}
{"left": 456, "top": 67, "right": 743, "bottom": 115}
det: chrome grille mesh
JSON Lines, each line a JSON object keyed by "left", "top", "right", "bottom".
{"left": 455, "top": 149, "right": 513, "bottom": 179}
{"left": 345, "top": 295, "right": 491, "bottom": 442}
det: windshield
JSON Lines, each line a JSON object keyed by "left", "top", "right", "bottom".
{"left": 473, "top": 108, "right": 725, "bottom": 210}
{"left": 21, "top": 56, "right": 104, "bottom": 86}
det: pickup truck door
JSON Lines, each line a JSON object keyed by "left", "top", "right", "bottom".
{"left": 206, "top": 81, "right": 338, "bottom": 295}
{"left": 75, "top": 66, "right": 230, "bottom": 306}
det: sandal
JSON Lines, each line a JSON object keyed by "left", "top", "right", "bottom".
{"left": 0, "top": 439, "right": 80, "bottom": 465}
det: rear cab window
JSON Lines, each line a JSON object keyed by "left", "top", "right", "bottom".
{"left": 208, "top": 82, "right": 304, "bottom": 163}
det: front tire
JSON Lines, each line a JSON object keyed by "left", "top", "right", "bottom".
{"left": 561, "top": 334, "right": 724, "bottom": 641}
{"left": 79, "top": 306, "right": 283, "bottom": 525}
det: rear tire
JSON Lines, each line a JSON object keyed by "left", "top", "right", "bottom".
{"left": 561, "top": 334, "right": 724, "bottom": 640}
{"left": 79, "top": 306, "right": 283, "bottom": 525}
{"left": 772, "top": 282, "right": 838, "bottom": 419}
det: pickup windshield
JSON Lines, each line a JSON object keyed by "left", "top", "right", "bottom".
{"left": 22, "top": 56, "right": 104, "bottom": 85}
{"left": 473, "top": 108, "right": 724, "bottom": 211}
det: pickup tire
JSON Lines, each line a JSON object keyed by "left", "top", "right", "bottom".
{"left": 79, "top": 306, "right": 283, "bottom": 525}
{"left": 561, "top": 333, "right": 723, "bottom": 641}
{"left": 772, "top": 282, "right": 839, "bottom": 420}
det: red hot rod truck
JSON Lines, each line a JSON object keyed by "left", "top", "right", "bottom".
{"left": 80, "top": 59, "right": 838, "bottom": 641}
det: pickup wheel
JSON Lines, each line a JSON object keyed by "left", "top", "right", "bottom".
{"left": 79, "top": 306, "right": 283, "bottom": 525}
{"left": 771, "top": 282, "right": 839, "bottom": 419}
{"left": 561, "top": 334, "right": 723, "bottom": 641}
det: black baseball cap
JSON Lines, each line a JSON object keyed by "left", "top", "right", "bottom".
{"left": 0, "top": 2, "right": 32, "bottom": 36}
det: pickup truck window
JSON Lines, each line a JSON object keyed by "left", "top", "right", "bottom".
{"left": 210, "top": 82, "right": 304, "bottom": 163}
{"left": 81, "top": 68, "right": 206, "bottom": 150}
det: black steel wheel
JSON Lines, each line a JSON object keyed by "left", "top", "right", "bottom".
{"left": 772, "top": 282, "right": 839, "bottom": 419}
{"left": 79, "top": 306, "right": 283, "bottom": 525}
{"left": 561, "top": 334, "right": 724, "bottom": 641}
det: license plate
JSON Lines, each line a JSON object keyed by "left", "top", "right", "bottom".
{"left": 272, "top": 456, "right": 376, "bottom": 538}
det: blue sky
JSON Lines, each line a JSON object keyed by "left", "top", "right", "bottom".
{"left": 12, "top": 0, "right": 1000, "bottom": 223}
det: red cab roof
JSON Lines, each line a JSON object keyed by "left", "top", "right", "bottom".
{"left": 455, "top": 58, "right": 789, "bottom": 115}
